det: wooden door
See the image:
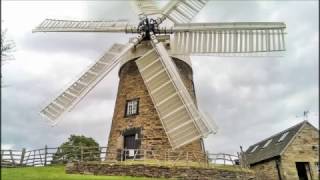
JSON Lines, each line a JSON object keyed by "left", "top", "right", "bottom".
{"left": 124, "top": 134, "right": 136, "bottom": 149}
{"left": 123, "top": 134, "right": 136, "bottom": 160}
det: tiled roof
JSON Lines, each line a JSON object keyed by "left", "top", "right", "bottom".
{"left": 245, "top": 121, "right": 311, "bottom": 165}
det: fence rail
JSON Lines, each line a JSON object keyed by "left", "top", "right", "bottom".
{"left": 1, "top": 145, "right": 243, "bottom": 168}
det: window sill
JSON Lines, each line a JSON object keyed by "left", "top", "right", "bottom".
{"left": 124, "top": 113, "right": 139, "bottom": 118}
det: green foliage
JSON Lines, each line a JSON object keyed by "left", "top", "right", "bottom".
{"left": 1, "top": 23, "right": 15, "bottom": 87}
{"left": 1, "top": 165, "right": 166, "bottom": 180}
{"left": 52, "top": 135, "right": 100, "bottom": 164}
{"left": 1, "top": 28, "right": 15, "bottom": 61}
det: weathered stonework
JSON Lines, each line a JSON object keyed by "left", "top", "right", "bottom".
{"left": 250, "top": 158, "right": 280, "bottom": 180}
{"left": 66, "top": 162, "right": 257, "bottom": 180}
{"left": 250, "top": 122, "right": 319, "bottom": 180}
{"left": 106, "top": 57, "right": 205, "bottom": 160}
{"left": 280, "top": 123, "right": 319, "bottom": 180}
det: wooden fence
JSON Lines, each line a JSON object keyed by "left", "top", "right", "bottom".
{"left": 207, "top": 153, "right": 240, "bottom": 166}
{"left": 1, "top": 145, "right": 243, "bottom": 168}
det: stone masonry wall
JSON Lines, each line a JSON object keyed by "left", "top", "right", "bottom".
{"left": 106, "top": 58, "right": 205, "bottom": 160}
{"left": 280, "top": 123, "right": 319, "bottom": 180}
{"left": 250, "top": 159, "right": 280, "bottom": 180}
{"left": 66, "top": 162, "right": 256, "bottom": 180}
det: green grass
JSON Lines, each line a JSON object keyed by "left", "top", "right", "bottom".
{"left": 1, "top": 166, "right": 166, "bottom": 180}
{"left": 1, "top": 162, "right": 251, "bottom": 180}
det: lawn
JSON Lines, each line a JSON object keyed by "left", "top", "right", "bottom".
{"left": 1, "top": 166, "right": 166, "bottom": 180}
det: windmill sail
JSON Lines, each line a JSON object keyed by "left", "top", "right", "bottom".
{"left": 34, "top": 0, "right": 288, "bottom": 150}
{"left": 152, "top": 41, "right": 216, "bottom": 136}
{"left": 33, "top": 19, "right": 134, "bottom": 33}
{"left": 162, "top": 0, "right": 208, "bottom": 24}
{"left": 40, "top": 41, "right": 140, "bottom": 124}
{"left": 133, "top": 0, "right": 162, "bottom": 16}
{"left": 170, "top": 22, "right": 286, "bottom": 54}
{"left": 135, "top": 41, "right": 216, "bottom": 149}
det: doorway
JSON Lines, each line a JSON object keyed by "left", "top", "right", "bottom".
{"left": 296, "top": 162, "right": 312, "bottom": 180}
{"left": 123, "top": 134, "right": 136, "bottom": 159}
{"left": 122, "top": 127, "right": 141, "bottom": 160}
{"left": 124, "top": 134, "right": 136, "bottom": 149}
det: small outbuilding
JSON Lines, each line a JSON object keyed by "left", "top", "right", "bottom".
{"left": 244, "top": 120, "right": 319, "bottom": 180}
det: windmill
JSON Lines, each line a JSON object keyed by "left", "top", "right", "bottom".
{"left": 34, "top": 0, "right": 286, "bottom": 154}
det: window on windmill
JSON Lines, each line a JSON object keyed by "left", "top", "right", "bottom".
{"left": 125, "top": 99, "right": 139, "bottom": 117}
{"left": 250, "top": 145, "right": 259, "bottom": 153}
{"left": 278, "top": 131, "right": 289, "bottom": 142}
{"left": 262, "top": 139, "right": 272, "bottom": 148}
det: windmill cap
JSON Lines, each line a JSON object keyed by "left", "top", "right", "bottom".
{"left": 119, "top": 41, "right": 192, "bottom": 72}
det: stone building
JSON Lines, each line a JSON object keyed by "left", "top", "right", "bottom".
{"left": 106, "top": 41, "right": 205, "bottom": 161}
{"left": 245, "top": 121, "right": 319, "bottom": 180}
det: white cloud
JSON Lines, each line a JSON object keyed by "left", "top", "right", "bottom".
{"left": 1, "top": 144, "right": 15, "bottom": 150}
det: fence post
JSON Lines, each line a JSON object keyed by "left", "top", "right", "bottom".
{"left": 240, "top": 146, "right": 247, "bottom": 168}
{"left": 9, "top": 150, "right": 15, "bottom": 166}
{"left": 20, "top": 148, "right": 26, "bottom": 166}
{"left": 186, "top": 152, "right": 189, "bottom": 166}
{"left": 32, "top": 150, "right": 35, "bottom": 166}
{"left": 1, "top": 150, "right": 3, "bottom": 164}
{"left": 44, "top": 145, "right": 48, "bottom": 166}
{"left": 38, "top": 150, "right": 43, "bottom": 165}
{"left": 205, "top": 151, "right": 209, "bottom": 168}
{"left": 120, "top": 149, "right": 123, "bottom": 162}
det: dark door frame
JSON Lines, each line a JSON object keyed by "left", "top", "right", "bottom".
{"left": 295, "top": 162, "right": 312, "bottom": 180}
{"left": 122, "top": 127, "right": 142, "bottom": 160}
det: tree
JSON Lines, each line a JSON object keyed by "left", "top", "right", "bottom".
{"left": 52, "top": 135, "right": 100, "bottom": 164}
{"left": 1, "top": 23, "right": 15, "bottom": 88}
{"left": 1, "top": 28, "right": 15, "bottom": 62}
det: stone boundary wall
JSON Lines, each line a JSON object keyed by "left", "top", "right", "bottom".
{"left": 66, "top": 162, "right": 256, "bottom": 180}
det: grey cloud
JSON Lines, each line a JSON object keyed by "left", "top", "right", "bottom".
{"left": 191, "top": 1, "right": 318, "bottom": 153}
{"left": 84, "top": 1, "right": 139, "bottom": 23}
{"left": 20, "top": 33, "right": 134, "bottom": 57}
{"left": 2, "top": 1, "right": 318, "bottom": 155}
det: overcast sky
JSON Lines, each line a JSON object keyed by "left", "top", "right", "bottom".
{"left": 1, "top": 1, "right": 318, "bottom": 154}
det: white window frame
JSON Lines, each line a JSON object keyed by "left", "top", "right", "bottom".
{"left": 125, "top": 99, "right": 139, "bottom": 117}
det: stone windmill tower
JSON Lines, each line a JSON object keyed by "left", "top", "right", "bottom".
{"left": 34, "top": 0, "right": 286, "bottom": 160}
{"left": 106, "top": 42, "right": 206, "bottom": 159}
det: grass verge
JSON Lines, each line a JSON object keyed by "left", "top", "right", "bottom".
{"left": 1, "top": 165, "right": 166, "bottom": 180}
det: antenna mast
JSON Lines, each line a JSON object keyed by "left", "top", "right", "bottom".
{"left": 296, "top": 110, "right": 309, "bottom": 121}
{"left": 303, "top": 110, "right": 309, "bottom": 121}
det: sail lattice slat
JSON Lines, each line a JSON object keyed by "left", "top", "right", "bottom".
{"left": 154, "top": 42, "right": 215, "bottom": 137}
{"left": 33, "top": 19, "right": 132, "bottom": 33}
{"left": 40, "top": 43, "right": 134, "bottom": 124}
{"left": 136, "top": 42, "right": 216, "bottom": 149}
{"left": 171, "top": 22, "right": 286, "bottom": 54}
{"left": 162, "top": 0, "right": 208, "bottom": 24}
{"left": 133, "top": 0, "right": 162, "bottom": 16}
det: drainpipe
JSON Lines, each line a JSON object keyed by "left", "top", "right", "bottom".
{"left": 275, "top": 158, "right": 282, "bottom": 180}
